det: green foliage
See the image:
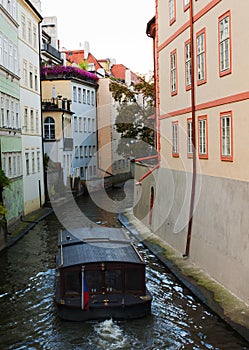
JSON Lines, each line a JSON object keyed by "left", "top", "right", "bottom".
{"left": 109, "top": 81, "right": 135, "bottom": 103}
{"left": 0, "top": 169, "right": 10, "bottom": 224}
{"left": 111, "top": 76, "right": 156, "bottom": 159}
{"left": 0, "top": 168, "right": 10, "bottom": 190}
{"left": 0, "top": 203, "right": 7, "bottom": 224}
{"left": 79, "top": 60, "right": 88, "bottom": 71}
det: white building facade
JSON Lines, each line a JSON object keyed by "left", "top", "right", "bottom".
{"left": 18, "top": 0, "right": 45, "bottom": 214}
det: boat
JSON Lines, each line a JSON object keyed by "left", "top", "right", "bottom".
{"left": 55, "top": 226, "right": 152, "bottom": 321}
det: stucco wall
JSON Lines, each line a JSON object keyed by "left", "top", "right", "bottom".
{"left": 134, "top": 163, "right": 249, "bottom": 304}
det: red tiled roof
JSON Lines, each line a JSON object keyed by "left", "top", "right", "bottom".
{"left": 62, "top": 49, "right": 102, "bottom": 71}
{"left": 111, "top": 64, "right": 140, "bottom": 84}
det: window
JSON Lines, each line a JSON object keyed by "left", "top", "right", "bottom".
{"left": 25, "top": 152, "right": 30, "bottom": 175}
{"left": 3, "top": 38, "right": 8, "bottom": 67}
{"left": 170, "top": 49, "right": 177, "bottom": 95}
{"left": 78, "top": 88, "right": 81, "bottom": 103}
{"left": 24, "top": 107, "right": 28, "bottom": 131}
{"left": 0, "top": 32, "right": 3, "bottom": 65}
{"left": 35, "top": 110, "right": 39, "bottom": 133}
{"left": 79, "top": 117, "right": 83, "bottom": 132}
{"left": 31, "top": 151, "right": 35, "bottom": 173}
{"left": 75, "top": 146, "right": 79, "bottom": 158}
{"left": 44, "top": 117, "right": 55, "bottom": 139}
{"left": 74, "top": 116, "right": 78, "bottom": 132}
{"left": 91, "top": 91, "right": 95, "bottom": 105}
{"left": 87, "top": 90, "right": 90, "bottom": 104}
{"left": 185, "top": 40, "right": 191, "bottom": 89}
{"left": 1, "top": 97, "right": 5, "bottom": 126}
{"left": 13, "top": 46, "right": 18, "bottom": 74}
{"left": 23, "top": 60, "right": 28, "bottom": 86}
{"left": 30, "top": 109, "right": 34, "bottom": 132}
{"left": 83, "top": 89, "right": 86, "bottom": 103}
{"left": 34, "top": 68, "right": 38, "bottom": 91}
{"left": 169, "top": 0, "right": 176, "bottom": 25}
{"left": 15, "top": 103, "right": 19, "bottom": 129}
{"left": 184, "top": 0, "right": 190, "bottom": 11}
{"left": 37, "top": 151, "right": 40, "bottom": 172}
{"left": 29, "top": 64, "right": 33, "bottom": 89}
{"left": 33, "top": 24, "right": 37, "bottom": 49}
{"left": 219, "top": 11, "right": 231, "bottom": 76}
{"left": 196, "top": 29, "right": 206, "bottom": 84}
{"left": 73, "top": 86, "right": 77, "bottom": 102}
{"left": 28, "top": 20, "right": 32, "bottom": 44}
{"left": 92, "top": 118, "right": 95, "bottom": 132}
{"left": 8, "top": 155, "right": 12, "bottom": 177}
{"left": 9, "top": 42, "right": 13, "bottom": 71}
{"left": 21, "top": 14, "right": 26, "bottom": 40}
{"left": 220, "top": 111, "right": 233, "bottom": 161}
{"left": 198, "top": 116, "right": 208, "bottom": 158}
{"left": 187, "top": 118, "right": 193, "bottom": 157}
{"left": 172, "top": 121, "right": 179, "bottom": 157}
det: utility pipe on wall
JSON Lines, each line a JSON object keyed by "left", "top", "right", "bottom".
{"left": 184, "top": 0, "right": 197, "bottom": 257}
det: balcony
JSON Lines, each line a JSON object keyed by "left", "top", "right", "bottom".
{"left": 42, "top": 42, "right": 62, "bottom": 61}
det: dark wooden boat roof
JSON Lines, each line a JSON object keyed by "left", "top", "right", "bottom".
{"left": 57, "top": 227, "right": 144, "bottom": 268}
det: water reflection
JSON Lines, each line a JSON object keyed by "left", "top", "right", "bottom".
{"left": 0, "top": 188, "right": 248, "bottom": 349}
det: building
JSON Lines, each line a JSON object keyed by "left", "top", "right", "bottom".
{"left": 41, "top": 64, "right": 99, "bottom": 192}
{"left": 41, "top": 16, "right": 63, "bottom": 66}
{"left": 42, "top": 96, "right": 73, "bottom": 198}
{"left": 0, "top": 0, "right": 23, "bottom": 247}
{"left": 18, "top": 0, "right": 45, "bottom": 215}
{"left": 64, "top": 50, "right": 132, "bottom": 186}
{"left": 134, "top": 0, "right": 249, "bottom": 306}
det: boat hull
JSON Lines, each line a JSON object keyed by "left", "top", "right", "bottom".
{"left": 56, "top": 293, "right": 152, "bottom": 322}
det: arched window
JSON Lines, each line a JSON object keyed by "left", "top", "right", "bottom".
{"left": 44, "top": 117, "right": 55, "bottom": 140}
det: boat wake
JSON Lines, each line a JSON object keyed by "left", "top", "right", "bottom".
{"left": 93, "top": 319, "right": 130, "bottom": 349}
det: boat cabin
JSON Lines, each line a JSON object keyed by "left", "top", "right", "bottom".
{"left": 55, "top": 227, "right": 152, "bottom": 321}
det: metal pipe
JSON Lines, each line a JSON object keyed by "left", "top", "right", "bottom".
{"left": 134, "top": 155, "right": 158, "bottom": 163}
{"left": 184, "top": 0, "right": 197, "bottom": 257}
{"left": 136, "top": 163, "right": 160, "bottom": 185}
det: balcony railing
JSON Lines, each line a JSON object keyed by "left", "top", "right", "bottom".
{"left": 42, "top": 42, "right": 62, "bottom": 60}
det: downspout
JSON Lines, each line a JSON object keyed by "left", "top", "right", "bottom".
{"left": 134, "top": 155, "right": 158, "bottom": 163}
{"left": 183, "top": 0, "right": 197, "bottom": 257}
{"left": 135, "top": 163, "right": 160, "bottom": 186}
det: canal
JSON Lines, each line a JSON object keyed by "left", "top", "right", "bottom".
{"left": 0, "top": 186, "right": 248, "bottom": 349}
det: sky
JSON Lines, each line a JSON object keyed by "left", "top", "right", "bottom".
{"left": 40, "top": 0, "right": 155, "bottom": 75}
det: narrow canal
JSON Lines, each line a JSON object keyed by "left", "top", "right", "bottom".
{"left": 0, "top": 185, "right": 248, "bottom": 349}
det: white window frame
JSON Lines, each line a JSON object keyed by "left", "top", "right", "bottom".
{"left": 219, "top": 12, "right": 231, "bottom": 74}
{"left": 185, "top": 41, "right": 191, "bottom": 88}
{"left": 170, "top": 50, "right": 177, "bottom": 95}
{"left": 197, "top": 31, "right": 205, "bottom": 82}
{"left": 172, "top": 122, "right": 179, "bottom": 156}
{"left": 198, "top": 117, "right": 208, "bottom": 158}
{"left": 220, "top": 113, "right": 232, "bottom": 160}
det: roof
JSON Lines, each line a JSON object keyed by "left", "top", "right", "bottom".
{"left": 62, "top": 49, "right": 103, "bottom": 71}
{"left": 57, "top": 227, "right": 144, "bottom": 267}
{"left": 111, "top": 64, "right": 140, "bottom": 84}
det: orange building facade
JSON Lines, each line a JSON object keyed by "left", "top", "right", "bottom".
{"left": 134, "top": 0, "right": 249, "bottom": 305}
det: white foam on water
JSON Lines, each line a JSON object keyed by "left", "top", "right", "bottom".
{"left": 93, "top": 318, "right": 130, "bottom": 349}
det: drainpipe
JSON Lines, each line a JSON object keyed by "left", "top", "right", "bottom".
{"left": 134, "top": 155, "right": 158, "bottom": 163}
{"left": 135, "top": 163, "right": 160, "bottom": 186}
{"left": 183, "top": 0, "right": 197, "bottom": 257}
